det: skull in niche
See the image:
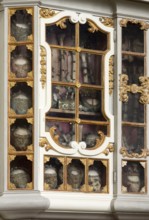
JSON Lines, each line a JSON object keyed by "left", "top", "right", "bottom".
{"left": 11, "top": 125, "right": 32, "bottom": 151}
{"left": 10, "top": 167, "right": 30, "bottom": 188}
{"left": 85, "top": 133, "right": 99, "bottom": 148}
{"left": 67, "top": 161, "right": 84, "bottom": 190}
{"left": 88, "top": 165, "right": 101, "bottom": 192}
{"left": 44, "top": 165, "right": 58, "bottom": 189}
{"left": 122, "top": 162, "right": 144, "bottom": 193}
{"left": 11, "top": 91, "right": 31, "bottom": 115}
{"left": 11, "top": 56, "right": 31, "bottom": 78}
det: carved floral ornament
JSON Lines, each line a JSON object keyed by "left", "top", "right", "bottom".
{"left": 120, "top": 147, "right": 149, "bottom": 158}
{"left": 40, "top": 46, "right": 46, "bottom": 89}
{"left": 40, "top": 7, "right": 114, "bottom": 26}
{"left": 100, "top": 17, "right": 114, "bottom": 28}
{"left": 39, "top": 135, "right": 114, "bottom": 156}
{"left": 40, "top": 8, "right": 56, "bottom": 18}
{"left": 109, "top": 56, "right": 114, "bottom": 95}
{"left": 120, "top": 18, "right": 149, "bottom": 31}
{"left": 119, "top": 74, "right": 149, "bottom": 104}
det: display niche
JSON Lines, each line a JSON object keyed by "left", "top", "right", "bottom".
{"left": 8, "top": 8, "right": 34, "bottom": 190}
{"left": 120, "top": 19, "right": 148, "bottom": 194}
{"left": 40, "top": 10, "right": 114, "bottom": 193}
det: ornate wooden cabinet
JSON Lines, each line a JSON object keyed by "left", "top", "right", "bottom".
{"left": 0, "top": 0, "right": 149, "bottom": 220}
{"left": 39, "top": 8, "right": 114, "bottom": 194}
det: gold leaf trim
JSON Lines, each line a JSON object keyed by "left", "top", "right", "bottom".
{"left": 9, "top": 155, "right": 16, "bottom": 161}
{"left": 119, "top": 74, "right": 149, "bottom": 104}
{"left": 26, "top": 45, "right": 33, "bottom": 51}
{"left": 39, "top": 137, "right": 52, "bottom": 151}
{"left": 100, "top": 17, "right": 114, "bottom": 27}
{"left": 26, "top": 8, "right": 33, "bottom": 15}
{"left": 56, "top": 18, "right": 67, "bottom": 29}
{"left": 9, "top": 9, "right": 17, "bottom": 16}
{"left": 88, "top": 21, "right": 98, "bottom": 33}
{"left": 40, "top": 46, "right": 46, "bottom": 89}
{"left": 103, "top": 143, "right": 114, "bottom": 156}
{"left": 9, "top": 81, "right": 16, "bottom": 88}
{"left": 40, "top": 8, "right": 56, "bottom": 18}
{"left": 109, "top": 55, "right": 114, "bottom": 95}
{"left": 120, "top": 147, "right": 149, "bottom": 158}
{"left": 26, "top": 155, "right": 33, "bottom": 161}
{"left": 120, "top": 18, "right": 149, "bottom": 31}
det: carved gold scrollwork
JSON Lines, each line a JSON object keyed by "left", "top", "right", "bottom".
{"left": 109, "top": 56, "right": 114, "bottom": 95}
{"left": 88, "top": 21, "right": 98, "bottom": 33}
{"left": 120, "top": 147, "right": 149, "bottom": 158}
{"left": 40, "top": 46, "right": 46, "bottom": 89}
{"left": 56, "top": 18, "right": 67, "bottom": 29}
{"left": 100, "top": 17, "right": 114, "bottom": 28}
{"left": 50, "top": 126, "right": 60, "bottom": 144}
{"left": 96, "top": 131, "right": 105, "bottom": 147}
{"left": 119, "top": 74, "right": 149, "bottom": 104}
{"left": 40, "top": 8, "right": 56, "bottom": 18}
{"left": 103, "top": 143, "right": 114, "bottom": 156}
{"left": 39, "top": 137, "right": 52, "bottom": 151}
{"left": 120, "top": 18, "right": 149, "bottom": 31}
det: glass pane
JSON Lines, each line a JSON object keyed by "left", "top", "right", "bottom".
{"left": 80, "top": 23, "right": 107, "bottom": 51}
{"left": 122, "top": 93, "right": 145, "bottom": 123}
{"left": 122, "top": 23, "right": 144, "bottom": 53}
{"left": 67, "top": 159, "right": 85, "bottom": 190}
{"left": 46, "top": 121, "right": 75, "bottom": 147}
{"left": 11, "top": 45, "right": 32, "bottom": 78}
{"left": 122, "top": 126, "right": 144, "bottom": 153}
{"left": 10, "top": 119, "right": 32, "bottom": 151}
{"left": 122, "top": 161, "right": 145, "bottom": 193}
{"left": 11, "top": 9, "right": 32, "bottom": 42}
{"left": 88, "top": 160, "right": 106, "bottom": 192}
{"left": 10, "top": 156, "right": 32, "bottom": 189}
{"left": 10, "top": 82, "right": 32, "bottom": 115}
{"left": 79, "top": 53, "right": 102, "bottom": 85}
{"left": 79, "top": 88, "right": 106, "bottom": 121}
{"left": 44, "top": 157, "right": 63, "bottom": 190}
{"left": 122, "top": 55, "right": 144, "bottom": 84}
{"left": 46, "top": 20, "right": 75, "bottom": 47}
{"left": 51, "top": 85, "right": 75, "bottom": 111}
{"left": 79, "top": 88, "right": 101, "bottom": 113}
{"left": 51, "top": 48, "right": 76, "bottom": 83}
{"left": 79, "top": 124, "right": 107, "bottom": 148}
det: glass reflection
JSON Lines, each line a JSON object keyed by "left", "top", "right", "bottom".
{"left": 51, "top": 85, "right": 75, "bottom": 111}
{"left": 80, "top": 53, "right": 102, "bottom": 85}
{"left": 122, "top": 23, "right": 144, "bottom": 53}
{"left": 79, "top": 124, "right": 107, "bottom": 148}
{"left": 122, "top": 55, "right": 144, "bottom": 84}
{"left": 46, "top": 20, "right": 75, "bottom": 47}
{"left": 51, "top": 49, "right": 76, "bottom": 82}
{"left": 79, "top": 89, "right": 101, "bottom": 113}
{"left": 122, "top": 93, "right": 144, "bottom": 123}
{"left": 122, "top": 126, "right": 144, "bottom": 153}
{"left": 46, "top": 121, "right": 75, "bottom": 147}
{"left": 80, "top": 23, "right": 107, "bottom": 51}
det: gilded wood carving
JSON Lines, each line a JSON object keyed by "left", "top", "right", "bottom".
{"left": 120, "top": 18, "right": 149, "bottom": 31}
{"left": 119, "top": 74, "right": 149, "bottom": 104}
{"left": 40, "top": 46, "right": 46, "bottom": 89}
{"left": 120, "top": 147, "right": 149, "bottom": 158}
